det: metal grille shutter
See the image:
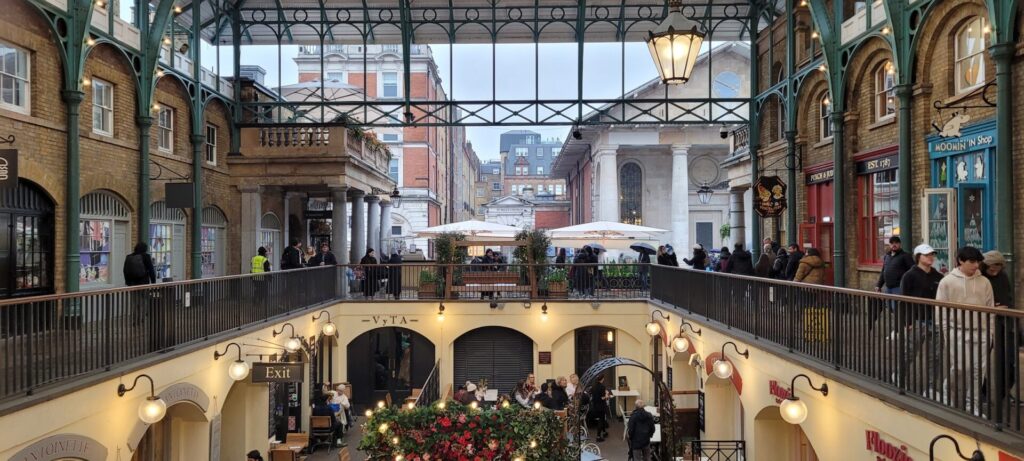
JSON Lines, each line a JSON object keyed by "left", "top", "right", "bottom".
{"left": 453, "top": 327, "right": 532, "bottom": 396}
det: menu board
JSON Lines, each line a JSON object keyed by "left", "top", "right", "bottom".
{"left": 921, "top": 189, "right": 957, "bottom": 274}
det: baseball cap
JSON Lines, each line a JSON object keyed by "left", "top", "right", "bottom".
{"left": 912, "top": 244, "right": 936, "bottom": 257}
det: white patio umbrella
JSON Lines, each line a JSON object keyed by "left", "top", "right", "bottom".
{"left": 416, "top": 220, "right": 520, "bottom": 239}
{"left": 547, "top": 221, "right": 668, "bottom": 240}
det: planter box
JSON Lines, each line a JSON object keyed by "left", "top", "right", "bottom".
{"left": 547, "top": 281, "right": 567, "bottom": 298}
{"left": 418, "top": 282, "right": 440, "bottom": 299}
{"left": 461, "top": 272, "right": 520, "bottom": 286}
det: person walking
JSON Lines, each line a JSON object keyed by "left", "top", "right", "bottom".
{"left": 793, "top": 248, "right": 826, "bottom": 284}
{"left": 360, "top": 248, "right": 380, "bottom": 298}
{"left": 935, "top": 246, "right": 995, "bottom": 415}
{"left": 715, "top": 247, "right": 731, "bottom": 272}
{"left": 785, "top": 244, "right": 804, "bottom": 280}
{"left": 637, "top": 250, "right": 651, "bottom": 289}
{"left": 308, "top": 243, "right": 338, "bottom": 266}
{"left": 981, "top": 250, "right": 1015, "bottom": 407}
{"left": 725, "top": 243, "right": 755, "bottom": 276}
{"left": 387, "top": 249, "right": 403, "bottom": 300}
{"left": 771, "top": 247, "right": 789, "bottom": 279}
{"left": 754, "top": 243, "right": 775, "bottom": 278}
{"left": 683, "top": 244, "right": 707, "bottom": 271}
{"left": 982, "top": 250, "right": 1013, "bottom": 309}
{"left": 877, "top": 236, "right": 914, "bottom": 295}
{"left": 281, "top": 238, "right": 305, "bottom": 270}
{"left": 124, "top": 242, "right": 158, "bottom": 330}
{"left": 627, "top": 400, "right": 656, "bottom": 461}
{"left": 588, "top": 375, "right": 611, "bottom": 442}
{"left": 897, "top": 244, "right": 945, "bottom": 394}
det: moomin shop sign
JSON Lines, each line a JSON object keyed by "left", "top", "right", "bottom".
{"left": 753, "top": 175, "right": 787, "bottom": 218}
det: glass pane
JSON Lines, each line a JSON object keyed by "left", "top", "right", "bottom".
{"left": 80, "top": 220, "right": 111, "bottom": 284}
{"left": 619, "top": 163, "right": 642, "bottom": 225}
{"left": 962, "top": 187, "right": 984, "bottom": 249}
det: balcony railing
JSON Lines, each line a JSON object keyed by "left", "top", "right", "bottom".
{"left": 0, "top": 267, "right": 339, "bottom": 406}
{"left": 650, "top": 265, "right": 1023, "bottom": 436}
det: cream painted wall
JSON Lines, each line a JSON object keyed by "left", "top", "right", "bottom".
{"left": 219, "top": 381, "right": 271, "bottom": 461}
{"left": 704, "top": 377, "right": 743, "bottom": 441}
{"left": 167, "top": 404, "right": 209, "bottom": 461}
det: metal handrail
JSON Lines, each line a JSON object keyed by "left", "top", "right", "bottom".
{"left": 416, "top": 360, "right": 441, "bottom": 407}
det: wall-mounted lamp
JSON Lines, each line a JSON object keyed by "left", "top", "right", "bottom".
{"left": 117, "top": 374, "right": 167, "bottom": 424}
{"left": 672, "top": 322, "right": 702, "bottom": 353}
{"left": 312, "top": 310, "right": 337, "bottom": 336}
{"left": 606, "top": 330, "right": 615, "bottom": 343}
{"left": 646, "top": 310, "right": 670, "bottom": 336}
{"left": 711, "top": 341, "right": 749, "bottom": 379}
{"left": 523, "top": 301, "right": 532, "bottom": 309}
{"left": 541, "top": 303, "right": 549, "bottom": 322}
{"left": 779, "top": 374, "right": 829, "bottom": 425}
{"left": 929, "top": 435, "right": 985, "bottom": 461}
{"left": 437, "top": 303, "right": 446, "bottom": 322}
{"left": 272, "top": 323, "right": 303, "bottom": 353}
{"left": 213, "top": 342, "right": 250, "bottom": 381}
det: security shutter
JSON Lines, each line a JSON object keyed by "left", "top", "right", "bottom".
{"left": 454, "top": 327, "right": 533, "bottom": 396}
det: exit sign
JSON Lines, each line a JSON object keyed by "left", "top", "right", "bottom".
{"left": 251, "top": 362, "right": 304, "bottom": 383}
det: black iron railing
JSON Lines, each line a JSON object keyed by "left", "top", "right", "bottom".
{"left": 690, "top": 440, "right": 746, "bottom": 460}
{"left": 416, "top": 360, "right": 441, "bottom": 408}
{"left": 0, "top": 266, "right": 340, "bottom": 403}
{"left": 651, "top": 265, "right": 1023, "bottom": 435}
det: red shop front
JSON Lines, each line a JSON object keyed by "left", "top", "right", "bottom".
{"left": 798, "top": 162, "right": 834, "bottom": 285}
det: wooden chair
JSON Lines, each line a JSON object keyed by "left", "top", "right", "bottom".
{"left": 269, "top": 449, "right": 301, "bottom": 461}
{"left": 337, "top": 446, "right": 352, "bottom": 461}
{"left": 284, "top": 432, "right": 309, "bottom": 453}
{"left": 309, "top": 416, "right": 334, "bottom": 452}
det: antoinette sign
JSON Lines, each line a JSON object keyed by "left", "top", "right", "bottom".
{"left": 753, "top": 175, "right": 787, "bottom": 217}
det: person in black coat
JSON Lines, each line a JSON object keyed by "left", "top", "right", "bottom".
{"left": 360, "top": 248, "right": 379, "bottom": 297}
{"left": 555, "top": 248, "right": 567, "bottom": 265}
{"left": 124, "top": 242, "right": 157, "bottom": 286}
{"left": 281, "top": 238, "right": 305, "bottom": 270}
{"left": 627, "top": 400, "right": 656, "bottom": 461}
{"left": 311, "top": 394, "right": 343, "bottom": 447}
{"left": 785, "top": 244, "right": 804, "bottom": 280}
{"left": 715, "top": 247, "right": 731, "bottom": 272}
{"left": 664, "top": 245, "right": 679, "bottom": 267}
{"left": 876, "top": 236, "right": 914, "bottom": 295}
{"left": 552, "top": 376, "right": 570, "bottom": 410}
{"left": 725, "top": 243, "right": 755, "bottom": 275}
{"left": 388, "top": 250, "right": 403, "bottom": 300}
{"left": 771, "top": 247, "right": 789, "bottom": 279}
{"left": 683, "top": 244, "right": 707, "bottom": 270}
{"left": 587, "top": 375, "right": 610, "bottom": 441}
{"left": 536, "top": 383, "right": 556, "bottom": 409}
{"left": 308, "top": 243, "right": 338, "bottom": 266}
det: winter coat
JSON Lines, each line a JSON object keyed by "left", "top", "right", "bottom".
{"left": 898, "top": 265, "right": 944, "bottom": 326}
{"left": 793, "top": 255, "right": 826, "bottom": 285}
{"left": 388, "top": 253, "right": 403, "bottom": 297}
{"left": 281, "top": 246, "right": 305, "bottom": 270}
{"left": 785, "top": 251, "right": 804, "bottom": 280}
{"left": 627, "top": 407, "right": 657, "bottom": 449}
{"left": 771, "top": 252, "right": 789, "bottom": 279}
{"left": 935, "top": 267, "right": 997, "bottom": 375}
{"left": 983, "top": 270, "right": 1013, "bottom": 308}
{"left": 754, "top": 254, "right": 773, "bottom": 278}
{"left": 308, "top": 251, "right": 338, "bottom": 267}
{"left": 666, "top": 253, "right": 679, "bottom": 267}
{"left": 683, "top": 249, "right": 707, "bottom": 270}
{"left": 877, "top": 249, "right": 914, "bottom": 289}
{"left": 716, "top": 255, "right": 730, "bottom": 272}
{"left": 726, "top": 250, "right": 755, "bottom": 276}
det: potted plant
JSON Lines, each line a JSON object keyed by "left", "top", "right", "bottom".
{"left": 432, "top": 232, "right": 468, "bottom": 298}
{"left": 418, "top": 270, "right": 439, "bottom": 299}
{"left": 545, "top": 268, "right": 568, "bottom": 297}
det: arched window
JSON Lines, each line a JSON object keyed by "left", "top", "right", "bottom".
{"left": 259, "top": 212, "right": 282, "bottom": 268}
{"left": 150, "top": 201, "right": 186, "bottom": 281}
{"left": 0, "top": 180, "right": 54, "bottom": 297}
{"left": 875, "top": 60, "right": 896, "bottom": 120}
{"left": 80, "top": 191, "right": 131, "bottom": 287}
{"left": 201, "top": 207, "right": 227, "bottom": 278}
{"left": 955, "top": 17, "right": 987, "bottom": 94}
{"left": 819, "top": 93, "right": 832, "bottom": 141}
{"left": 619, "top": 162, "right": 643, "bottom": 225}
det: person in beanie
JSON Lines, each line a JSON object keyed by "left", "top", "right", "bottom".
{"left": 982, "top": 250, "right": 1012, "bottom": 308}
{"left": 664, "top": 244, "right": 679, "bottom": 267}
{"left": 935, "top": 246, "right": 995, "bottom": 414}
{"left": 876, "top": 236, "right": 914, "bottom": 295}
{"left": 683, "top": 244, "right": 707, "bottom": 270}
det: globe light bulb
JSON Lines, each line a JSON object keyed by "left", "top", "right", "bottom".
{"left": 228, "top": 360, "right": 250, "bottom": 381}
{"left": 365, "top": 409, "right": 373, "bottom": 417}
{"left": 139, "top": 397, "right": 167, "bottom": 424}
{"left": 285, "top": 337, "right": 302, "bottom": 353}
{"left": 533, "top": 401, "right": 541, "bottom": 410}
{"left": 672, "top": 336, "right": 690, "bottom": 353}
{"left": 322, "top": 322, "right": 337, "bottom": 336}
{"left": 645, "top": 321, "right": 661, "bottom": 336}
{"left": 470, "top": 401, "right": 479, "bottom": 410}
{"left": 501, "top": 400, "right": 510, "bottom": 408}
{"left": 437, "top": 312, "right": 445, "bottom": 322}
{"left": 437, "top": 401, "right": 446, "bottom": 410}
{"left": 378, "top": 423, "right": 389, "bottom": 434}
{"left": 530, "top": 440, "right": 537, "bottom": 449}
{"left": 377, "top": 400, "right": 386, "bottom": 409}
{"left": 407, "top": 402, "right": 415, "bottom": 409}
{"left": 712, "top": 359, "right": 734, "bottom": 379}
{"left": 780, "top": 398, "right": 808, "bottom": 424}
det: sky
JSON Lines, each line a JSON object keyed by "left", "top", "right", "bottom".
{"left": 199, "top": 42, "right": 672, "bottom": 160}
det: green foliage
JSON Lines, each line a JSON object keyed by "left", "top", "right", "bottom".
{"left": 359, "top": 402, "right": 569, "bottom": 460}
{"left": 546, "top": 268, "right": 567, "bottom": 283}
{"left": 720, "top": 223, "right": 731, "bottom": 240}
{"left": 419, "top": 270, "right": 437, "bottom": 283}
{"left": 433, "top": 232, "right": 469, "bottom": 265}
{"left": 604, "top": 265, "right": 638, "bottom": 277}
{"left": 512, "top": 229, "right": 551, "bottom": 264}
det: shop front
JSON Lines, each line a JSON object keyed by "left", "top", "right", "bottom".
{"left": 854, "top": 147, "right": 900, "bottom": 287}
{"left": 798, "top": 164, "right": 834, "bottom": 285}
{"left": 925, "top": 120, "right": 996, "bottom": 271}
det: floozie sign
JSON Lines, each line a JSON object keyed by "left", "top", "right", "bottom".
{"left": 768, "top": 380, "right": 791, "bottom": 404}
{"left": 865, "top": 430, "right": 914, "bottom": 461}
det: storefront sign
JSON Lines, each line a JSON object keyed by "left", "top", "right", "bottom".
{"left": 305, "top": 209, "right": 332, "bottom": 219}
{"left": 928, "top": 131, "right": 995, "bottom": 154}
{"left": 753, "top": 175, "right": 787, "bottom": 217}
{"left": 538, "top": 351, "right": 551, "bottom": 364}
{"left": 857, "top": 154, "right": 898, "bottom": 175}
{"left": 0, "top": 149, "right": 17, "bottom": 189}
{"left": 10, "top": 434, "right": 108, "bottom": 461}
{"left": 362, "top": 315, "right": 418, "bottom": 325}
{"left": 768, "top": 379, "right": 791, "bottom": 404}
{"left": 159, "top": 382, "right": 210, "bottom": 412}
{"left": 252, "top": 362, "right": 304, "bottom": 383}
{"left": 805, "top": 167, "right": 835, "bottom": 185}
{"left": 865, "top": 430, "right": 914, "bottom": 461}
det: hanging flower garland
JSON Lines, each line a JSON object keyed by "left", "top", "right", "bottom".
{"left": 359, "top": 401, "right": 569, "bottom": 460}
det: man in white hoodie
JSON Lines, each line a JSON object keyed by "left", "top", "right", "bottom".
{"left": 935, "top": 246, "right": 994, "bottom": 415}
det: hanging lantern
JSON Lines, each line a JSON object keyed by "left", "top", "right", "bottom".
{"left": 646, "top": 0, "right": 706, "bottom": 85}
{"left": 697, "top": 184, "right": 714, "bottom": 205}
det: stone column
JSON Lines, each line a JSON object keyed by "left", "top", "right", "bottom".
{"left": 350, "top": 189, "right": 367, "bottom": 263}
{"left": 729, "top": 188, "right": 747, "bottom": 248}
{"left": 239, "top": 185, "right": 262, "bottom": 273}
{"left": 671, "top": 144, "right": 691, "bottom": 253}
{"left": 380, "top": 201, "right": 393, "bottom": 253}
{"left": 367, "top": 196, "right": 381, "bottom": 254}
{"left": 282, "top": 191, "right": 293, "bottom": 251}
{"left": 331, "top": 186, "right": 349, "bottom": 297}
{"left": 596, "top": 146, "right": 619, "bottom": 222}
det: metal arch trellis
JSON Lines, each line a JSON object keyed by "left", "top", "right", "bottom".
{"left": 571, "top": 357, "right": 679, "bottom": 459}
{"left": 224, "top": 0, "right": 755, "bottom": 127}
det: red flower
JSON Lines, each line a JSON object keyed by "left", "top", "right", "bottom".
{"left": 440, "top": 417, "right": 452, "bottom": 428}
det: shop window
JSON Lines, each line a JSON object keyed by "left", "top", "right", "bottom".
{"left": 201, "top": 206, "right": 227, "bottom": 278}
{"left": 0, "top": 180, "right": 54, "bottom": 297}
{"left": 381, "top": 72, "right": 398, "bottom": 98}
{"left": 91, "top": 78, "right": 113, "bottom": 135}
{"left": 819, "top": 93, "right": 832, "bottom": 140}
{"left": 0, "top": 42, "right": 30, "bottom": 113}
{"left": 150, "top": 201, "right": 185, "bottom": 282}
{"left": 955, "top": 17, "right": 987, "bottom": 94}
{"left": 555, "top": 184, "right": 563, "bottom": 195}
{"left": 619, "top": 162, "right": 642, "bottom": 225}
{"left": 205, "top": 124, "right": 217, "bottom": 165}
{"left": 857, "top": 169, "right": 899, "bottom": 265}
{"left": 80, "top": 191, "right": 130, "bottom": 288}
{"left": 259, "top": 212, "right": 281, "bottom": 269}
{"left": 157, "top": 105, "right": 173, "bottom": 152}
{"left": 875, "top": 61, "right": 896, "bottom": 120}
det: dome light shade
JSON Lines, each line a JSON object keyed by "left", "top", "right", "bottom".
{"left": 672, "top": 336, "right": 690, "bottom": 353}
{"left": 646, "top": 0, "right": 706, "bottom": 85}
{"left": 646, "top": 321, "right": 662, "bottom": 336}
{"left": 322, "top": 322, "right": 337, "bottom": 336}
{"left": 712, "top": 359, "right": 734, "bottom": 379}
{"left": 285, "top": 337, "right": 302, "bottom": 353}
{"left": 228, "top": 360, "right": 250, "bottom": 381}
{"left": 780, "top": 398, "right": 808, "bottom": 424}
{"left": 139, "top": 397, "right": 167, "bottom": 424}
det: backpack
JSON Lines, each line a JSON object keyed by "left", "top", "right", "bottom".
{"left": 124, "top": 254, "right": 147, "bottom": 281}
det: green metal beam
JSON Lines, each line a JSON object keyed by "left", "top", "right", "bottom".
{"left": 987, "top": 0, "right": 1018, "bottom": 288}
{"left": 191, "top": 0, "right": 205, "bottom": 279}
{"left": 749, "top": 0, "right": 762, "bottom": 254}
{"left": 881, "top": 0, "right": 914, "bottom": 246}
{"left": 784, "top": 0, "right": 797, "bottom": 244}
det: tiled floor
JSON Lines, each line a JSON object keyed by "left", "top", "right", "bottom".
{"left": 305, "top": 417, "right": 632, "bottom": 461}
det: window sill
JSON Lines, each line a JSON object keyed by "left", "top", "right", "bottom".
{"left": 0, "top": 105, "right": 30, "bottom": 116}
{"left": 868, "top": 117, "right": 896, "bottom": 130}
{"left": 857, "top": 264, "right": 882, "bottom": 273}
{"left": 813, "top": 138, "right": 833, "bottom": 149}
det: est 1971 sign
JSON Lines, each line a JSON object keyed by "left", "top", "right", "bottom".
{"left": 251, "top": 362, "right": 304, "bottom": 383}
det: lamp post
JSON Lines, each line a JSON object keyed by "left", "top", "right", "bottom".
{"left": 312, "top": 310, "right": 337, "bottom": 336}
{"left": 272, "top": 322, "right": 303, "bottom": 353}
{"left": 697, "top": 184, "right": 713, "bottom": 205}
{"left": 117, "top": 374, "right": 167, "bottom": 424}
{"left": 646, "top": 0, "right": 707, "bottom": 85}
{"left": 213, "top": 342, "right": 250, "bottom": 381}
{"left": 779, "top": 374, "right": 829, "bottom": 425}
{"left": 929, "top": 435, "right": 985, "bottom": 461}
{"left": 711, "top": 341, "right": 749, "bottom": 379}
{"left": 672, "top": 321, "right": 702, "bottom": 353}
{"left": 646, "top": 309, "right": 671, "bottom": 336}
